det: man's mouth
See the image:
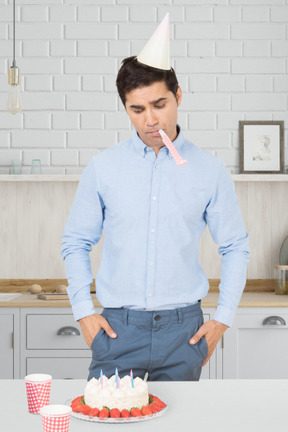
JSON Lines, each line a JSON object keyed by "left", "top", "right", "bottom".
{"left": 146, "top": 130, "right": 161, "bottom": 136}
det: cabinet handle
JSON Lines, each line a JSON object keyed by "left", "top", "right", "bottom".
{"left": 262, "top": 316, "right": 286, "bottom": 326}
{"left": 57, "top": 326, "right": 80, "bottom": 336}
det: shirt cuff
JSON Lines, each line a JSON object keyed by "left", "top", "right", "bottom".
{"left": 71, "top": 299, "right": 97, "bottom": 322}
{"left": 213, "top": 304, "right": 236, "bottom": 328}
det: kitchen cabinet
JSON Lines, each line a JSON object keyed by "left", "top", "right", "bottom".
{"left": 20, "top": 307, "right": 94, "bottom": 379}
{"left": 0, "top": 308, "right": 20, "bottom": 379}
{"left": 223, "top": 307, "right": 288, "bottom": 379}
{"left": 19, "top": 307, "right": 219, "bottom": 380}
{"left": 201, "top": 308, "right": 220, "bottom": 380}
{"left": 5, "top": 303, "right": 288, "bottom": 380}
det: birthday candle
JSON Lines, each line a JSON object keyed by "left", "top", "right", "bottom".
{"left": 159, "top": 129, "right": 187, "bottom": 166}
{"left": 115, "top": 368, "right": 119, "bottom": 389}
{"left": 130, "top": 369, "right": 134, "bottom": 389}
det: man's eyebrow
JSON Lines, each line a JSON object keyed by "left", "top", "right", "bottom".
{"left": 129, "top": 97, "right": 167, "bottom": 109}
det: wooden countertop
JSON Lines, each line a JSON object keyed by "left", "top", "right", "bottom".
{"left": 0, "top": 279, "right": 286, "bottom": 308}
{"left": 2, "top": 291, "right": 288, "bottom": 308}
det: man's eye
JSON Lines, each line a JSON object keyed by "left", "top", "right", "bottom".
{"left": 133, "top": 110, "right": 143, "bottom": 114}
{"left": 155, "top": 104, "right": 165, "bottom": 109}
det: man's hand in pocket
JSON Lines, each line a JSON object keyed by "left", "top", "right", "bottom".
{"left": 78, "top": 314, "right": 117, "bottom": 348}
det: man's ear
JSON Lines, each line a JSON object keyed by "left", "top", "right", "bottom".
{"left": 176, "top": 86, "right": 182, "bottom": 107}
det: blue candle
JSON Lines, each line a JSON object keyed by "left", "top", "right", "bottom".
{"left": 130, "top": 369, "right": 134, "bottom": 388}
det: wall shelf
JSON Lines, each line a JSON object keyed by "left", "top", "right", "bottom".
{"left": 232, "top": 174, "right": 288, "bottom": 182}
{"left": 0, "top": 174, "right": 288, "bottom": 182}
{"left": 0, "top": 175, "right": 80, "bottom": 182}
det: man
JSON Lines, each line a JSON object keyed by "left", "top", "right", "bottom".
{"left": 61, "top": 15, "right": 249, "bottom": 381}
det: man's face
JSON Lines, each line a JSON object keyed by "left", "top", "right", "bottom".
{"left": 125, "top": 81, "right": 182, "bottom": 151}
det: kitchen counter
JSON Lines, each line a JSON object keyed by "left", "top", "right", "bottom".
{"left": 1, "top": 290, "right": 288, "bottom": 308}
{"left": 1, "top": 379, "right": 287, "bottom": 432}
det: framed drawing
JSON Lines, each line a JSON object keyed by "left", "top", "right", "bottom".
{"left": 239, "top": 121, "right": 284, "bottom": 174}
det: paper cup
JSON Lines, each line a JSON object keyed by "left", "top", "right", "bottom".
{"left": 40, "top": 405, "right": 72, "bottom": 432}
{"left": 25, "top": 374, "right": 52, "bottom": 414}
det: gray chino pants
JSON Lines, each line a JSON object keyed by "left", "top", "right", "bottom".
{"left": 88, "top": 301, "right": 208, "bottom": 381}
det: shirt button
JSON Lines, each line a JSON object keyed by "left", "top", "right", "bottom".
{"left": 148, "top": 293, "right": 152, "bottom": 297}
{"left": 152, "top": 196, "right": 156, "bottom": 200}
{"left": 151, "top": 228, "right": 155, "bottom": 233}
{"left": 149, "top": 261, "right": 153, "bottom": 266}
{"left": 155, "top": 165, "right": 158, "bottom": 169}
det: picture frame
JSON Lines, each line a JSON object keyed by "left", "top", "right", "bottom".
{"left": 239, "top": 121, "right": 284, "bottom": 174}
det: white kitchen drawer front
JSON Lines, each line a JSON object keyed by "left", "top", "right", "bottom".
{"left": 26, "top": 357, "right": 91, "bottom": 379}
{"left": 223, "top": 310, "right": 288, "bottom": 379}
{"left": 228, "top": 313, "right": 288, "bottom": 328}
{"left": 26, "top": 314, "right": 88, "bottom": 350}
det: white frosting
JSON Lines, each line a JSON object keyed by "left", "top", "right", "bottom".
{"left": 84, "top": 374, "right": 149, "bottom": 411}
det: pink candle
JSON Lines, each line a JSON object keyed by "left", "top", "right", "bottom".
{"left": 159, "top": 129, "right": 187, "bottom": 166}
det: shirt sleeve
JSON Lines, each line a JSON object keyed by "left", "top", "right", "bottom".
{"left": 61, "top": 159, "right": 104, "bottom": 321}
{"left": 204, "top": 162, "right": 250, "bottom": 327}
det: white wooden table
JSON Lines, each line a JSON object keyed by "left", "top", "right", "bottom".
{"left": 0, "top": 379, "right": 287, "bottom": 432}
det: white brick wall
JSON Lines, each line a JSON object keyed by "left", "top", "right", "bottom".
{"left": 0, "top": 1, "right": 287, "bottom": 174}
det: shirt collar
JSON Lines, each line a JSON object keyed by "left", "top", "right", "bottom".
{"left": 131, "top": 125, "right": 185, "bottom": 159}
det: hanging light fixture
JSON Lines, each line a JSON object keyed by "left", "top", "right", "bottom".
{"left": 7, "top": 0, "right": 22, "bottom": 115}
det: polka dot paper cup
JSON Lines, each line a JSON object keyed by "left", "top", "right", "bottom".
{"left": 25, "top": 374, "right": 52, "bottom": 414}
{"left": 40, "top": 405, "right": 72, "bottom": 432}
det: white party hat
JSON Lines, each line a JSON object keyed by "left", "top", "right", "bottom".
{"left": 137, "top": 13, "right": 170, "bottom": 71}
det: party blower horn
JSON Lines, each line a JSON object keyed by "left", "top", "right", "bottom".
{"left": 159, "top": 129, "right": 187, "bottom": 166}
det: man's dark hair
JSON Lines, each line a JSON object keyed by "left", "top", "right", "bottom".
{"left": 116, "top": 56, "right": 179, "bottom": 107}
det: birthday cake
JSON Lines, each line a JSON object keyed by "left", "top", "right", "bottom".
{"left": 70, "top": 370, "right": 167, "bottom": 419}
{"left": 84, "top": 373, "right": 148, "bottom": 411}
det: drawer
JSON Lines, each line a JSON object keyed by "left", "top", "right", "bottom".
{"left": 26, "top": 314, "right": 88, "bottom": 350}
{"left": 233, "top": 313, "right": 288, "bottom": 328}
{"left": 26, "top": 357, "right": 91, "bottom": 379}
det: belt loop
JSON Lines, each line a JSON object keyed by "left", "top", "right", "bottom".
{"left": 123, "top": 309, "right": 128, "bottom": 327}
{"left": 177, "top": 308, "right": 183, "bottom": 324}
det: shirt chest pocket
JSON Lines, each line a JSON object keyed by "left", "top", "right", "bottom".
{"left": 158, "top": 184, "right": 208, "bottom": 228}
{"left": 103, "top": 188, "right": 151, "bottom": 228}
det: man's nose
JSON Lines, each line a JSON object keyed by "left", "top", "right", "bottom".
{"left": 145, "top": 109, "right": 158, "bottom": 127}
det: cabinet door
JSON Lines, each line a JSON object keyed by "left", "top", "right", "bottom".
{"left": 223, "top": 311, "right": 288, "bottom": 379}
{"left": 0, "top": 315, "right": 13, "bottom": 379}
{"left": 200, "top": 311, "right": 221, "bottom": 380}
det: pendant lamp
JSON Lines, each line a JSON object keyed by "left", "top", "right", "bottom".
{"left": 7, "top": 0, "right": 22, "bottom": 115}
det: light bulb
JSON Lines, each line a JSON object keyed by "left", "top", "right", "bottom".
{"left": 7, "top": 84, "right": 22, "bottom": 115}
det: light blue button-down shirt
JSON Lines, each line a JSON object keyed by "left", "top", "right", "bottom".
{"left": 61, "top": 128, "right": 249, "bottom": 327}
